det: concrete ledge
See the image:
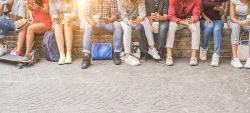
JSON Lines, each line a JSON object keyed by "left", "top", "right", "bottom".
{"left": 5, "top": 27, "right": 238, "bottom": 58}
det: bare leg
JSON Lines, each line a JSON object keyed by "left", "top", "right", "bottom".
{"left": 16, "top": 27, "right": 27, "bottom": 51}
{"left": 64, "top": 23, "right": 73, "bottom": 57}
{"left": 54, "top": 24, "right": 65, "bottom": 56}
{"left": 25, "top": 23, "right": 48, "bottom": 56}
{"left": 232, "top": 44, "right": 238, "bottom": 58}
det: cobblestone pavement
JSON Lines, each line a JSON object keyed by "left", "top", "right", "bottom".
{"left": 0, "top": 58, "right": 249, "bottom": 113}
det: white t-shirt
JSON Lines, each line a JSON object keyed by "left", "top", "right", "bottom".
{"left": 11, "top": 0, "right": 25, "bottom": 17}
{"left": 231, "top": 0, "right": 249, "bottom": 16}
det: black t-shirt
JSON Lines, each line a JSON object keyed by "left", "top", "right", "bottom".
{"left": 202, "top": 0, "right": 227, "bottom": 20}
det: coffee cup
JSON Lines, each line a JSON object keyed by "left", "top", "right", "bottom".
{"left": 93, "top": 15, "right": 101, "bottom": 27}
{"left": 152, "top": 22, "right": 159, "bottom": 33}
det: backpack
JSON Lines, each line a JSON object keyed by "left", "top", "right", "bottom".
{"left": 42, "top": 30, "right": 60, "bottom": 62}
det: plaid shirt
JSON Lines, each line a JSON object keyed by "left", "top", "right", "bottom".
{"left": 84, "top": 0, "right": 118, "bottom": 18}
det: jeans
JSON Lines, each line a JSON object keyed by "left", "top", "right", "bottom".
{"left": 82, "top": 21, "right": 122, "bottom": 53}
{"left": 166, "top": 21, "right": 200, "bottom": 50}
{"left": 227, "top": 16, "right": 248, "bottom": 45}
{"left": 0, "top": 17, "right": 15, "bottom": 38}
{"left": 201, "top": 20, "right": 224, "bottom": 54}
{"left": 136, "top": 21, "right": 169, "bottom": 58}
{"left": 120, "top": 18, "right": 155, "bottom": 54}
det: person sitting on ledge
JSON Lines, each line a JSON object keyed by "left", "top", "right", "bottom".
{"left": 81, "top": 0, "right": 123, "bottom": 69}
{"left": 166, "top": 0, "right": 201, "bottom": 66}
{"left": 200, "top": 0, "right": 226, "bottom": 67}
{"left": 12, "top": 0, "right": 52, "bottom": 60}
{"left": 49, "top": 0, "right": 78, "bottom": 65}
{"left": 0, "top": 0, "right": 25, "bottom": 56}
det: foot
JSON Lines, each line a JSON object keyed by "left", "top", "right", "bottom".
{"left": 81, "top": 53, "right": 91, "bottom": 69}
{"left": 125, "top": 55, "right": 140, "bottom": 66}
{"left": 244, "top": 58, "right": 250, "bottom": 69}
{"left": 58, "top": 55, "right": 65, "bottom": 65}
{"left": 0, "top": 44, "right": 7, "bottom": 56}
{"left": 65, "top": 55, "right": 72, "bottom": 64}
{"left": 190, "top": 57, "right": 198, "bottom": 66}
{"left": 166, "top": 57, "right": 174, "bottom": 66}
{"left": 200, "top": 47, "right": 208, "bottom": 61}
{"left": 113, "top": 52, "right": 122, "bottom": 65}
{"left": 231, "top": 57, "right": 243, "bottom": 68}
{"left": 148, "top": 48, "right": 160, "bottom": 60}
{"left": 210, "top": 53, "right": 220, "bottom": 67}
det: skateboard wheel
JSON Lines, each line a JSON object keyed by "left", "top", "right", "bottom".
{"left": 17, "top": 63, "right": 23, "bottom": 69}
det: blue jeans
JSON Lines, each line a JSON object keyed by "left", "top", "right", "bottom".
{"left": 83, "top": 21, "right": 122, "bottom": 53}
{"left": 136, "top": 21, "right": 169, "bottom": 58}
{"left": 0, "top": 17, "right": 15, "bottom": 37}
{"left": 201, "top": 20, "right": 224, "bottom": 54}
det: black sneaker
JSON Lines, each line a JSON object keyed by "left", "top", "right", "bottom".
{"left": 81, "top": 53, "right": 91, "bottom": 69}
{"left": 113, "top": 52, "right": 122, "bottom": 65}
{"left": 140, "top": 52, "right": 149, "bottom": 62}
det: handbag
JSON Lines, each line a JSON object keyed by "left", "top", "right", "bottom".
{"left": 91, "top": 43, "right": 113, "bottom": 60}
{"left": 238, "top": 32, "right": 249, "bottom": 61}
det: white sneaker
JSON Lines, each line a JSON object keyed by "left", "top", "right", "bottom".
{"left": 200, "top": 47, "right": 208, "bottom": 61}
{"left": 0, "top": 44, "right": 7, "bottom": 56}
{"left": 58, "top": 56, "right": 65, "bottom": 65}
{"left": 210, "top": 53, "right": 220, "bottom": 67}
{"left": 125, "top": 55, "right": 140, "bottom": 66}
{"left": 190, "top": 57, "right": 198, "bottom": 66}
{"left": 231, "top": 57, "right": 243, "bottom": 68}
{"left": 244, "top": 58, "right": 250, "bottom": 69}
{"left": 148, "top": 48, "right": 160, "bottom": 60}
{"left": 166, "top": 57, "right": 174, "bottom": 66}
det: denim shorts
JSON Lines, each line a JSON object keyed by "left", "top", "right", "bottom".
{"left": 0, "top": 17, "right": 16, "bottom": 37}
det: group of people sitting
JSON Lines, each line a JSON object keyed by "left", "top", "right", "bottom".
{"left": 0, "top": 0, "right": 249, "bottom": 69}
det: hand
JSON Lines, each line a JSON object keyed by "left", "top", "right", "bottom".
{"left": 90, "top": 21, "right": 97, "bottom": 27}
{"left": 205, "top": 18, "right": 213, "bottom": 25}
{"left": 128, "top": 19, "right": 134, "bottom": 25}
{"left": 148, "top": 17, "right": 153, "bottom": 25}
{"left": 180, "top": 20, "right": 192, "bottom": 30}
{"left": 104, "top": 17, "right": 113, "bottom": 24}
{"left": 137, "top": 16, "right": 144, "bottom": 22}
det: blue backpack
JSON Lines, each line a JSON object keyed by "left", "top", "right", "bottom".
{"left": 42, "top": 31, "right": 60, "bottom": 62}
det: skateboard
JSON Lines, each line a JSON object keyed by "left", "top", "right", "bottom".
{"left": 0, "top": 50, "right": 38, "bottom": 69}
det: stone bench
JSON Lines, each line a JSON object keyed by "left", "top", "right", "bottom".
{"left": 4, "top": 26, "right": 244, "bottom": 58}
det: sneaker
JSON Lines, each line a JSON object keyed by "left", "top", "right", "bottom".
{"left": 65, "top": 55, "right": 72, "bottom": 64}
{"left": 148, "top": 48, "right": 160, "bottom": 60}
{"left": 210, "top": 53, "right": 220, "bottom": 67}
{"left": 200, "top": 47, "right": 208, "bottom": 61}
{"left": 81, "top": 53, "right": 91, "bottom": 69}
{"left": 244, "top": 58, "right": 250, "bottom": 69}
{"left": 166, "top": 57, "right": 174, "bottom": 66}
{"left": 0, "top": 44, "right": 7, "bottom": 56}
{"left": 231, "top": 57, "right": 243, "bottom": 68}
{"left": 58, "top": 55, "right": 65, "bottom": 65}
{"left": 113, "top": 52, "right": 122, "bottom": 65}
{"left": 10, "top": 50, "right": 22, "bottom": 56}
{"left": 190, "top": 57, "right": 198, "bottom": 66}
{"left": 125, "top": 55, "right": 140, "bottom": 66}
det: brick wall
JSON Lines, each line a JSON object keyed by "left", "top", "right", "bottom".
{"left": 4, "top": 27, "right": 240, "bottom": 58}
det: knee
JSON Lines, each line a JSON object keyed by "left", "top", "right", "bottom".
{"left": 27, "top": 26, "right": 35, "bottom": 33}
{"left": 204, "top": 23, "right": 214, "bottom": 30}
{"left": 135, "top": 24, "right": 144, "bottom": 31}
{"left": 122, "top": 25, "right": 132, "bottom": 33}
{"left": 159, "top": 23, "right": 168, "bottom": 32}
{"left": 113, "top": 21, "right": 122, "bottom": 29}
